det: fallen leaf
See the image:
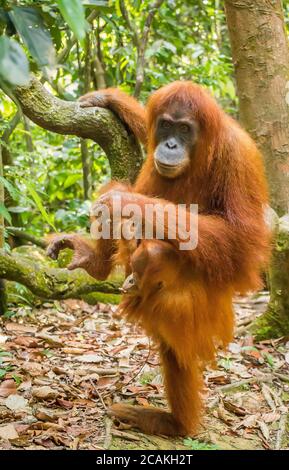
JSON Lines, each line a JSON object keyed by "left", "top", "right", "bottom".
{"left": 5, "top": 323, "right": 37, "bottom": 334}
{"left": 52, "top": 366, "right": 68, "bottom": 375}
{"left": 262, "top": 412, "right": 280, "bottom": 423}
{"left": 14, "top": 424, "right": 30, "bottom": 434}
{"left": 223, "top": 400, "right": 246, "bottom": 416}
{"left": 217, "top": 404, "right": 234, "bottom": 425}
{"left": 56, "top": 398, "right": 74, "bottom": 409}
{"left": 0, "top": 423, "right": 19, "bottom": 440}
{"left": 63, "top": 299, "right": 84, "bottom": 310}
{"left": 0, "top": 334, "right": 9, "bottom": 344}
{"left": 228, "top": 342, "right": 242, "bottom": 354}
{"left": 74, "top": 372, "right": 99, "bottom": 385}
{"left": 22, "top": 362, "right": 46, "bottom": 377}
{"left": 32, "top": 386, "right": 59, "bottom": 400}
{"left": 36, "top": 332, "right": 63, "bottom": 348}
{"left": 75, "top": 354, "right": 102, "bottom": 363}
{"left": 0, "top": 379, "right": 17, "bottom": 397}
{"left": 258, "top": 421, "right": 270, "bottom": 440}
{"left": 136, "top": 397, "right": 149, "bottom": 406}
{"left": 9, "top": 436, "right": 29, "bottom": 447}
{"left": 35, "top": 408, "right": 58, "bottom": 422}
{"left": 239, "top": 414, "right": 258, "bottom": 428}
{"left": 97, "top": 376, "right": 117, "bottom": 389}
{"left": 207, "top": 372, "right": 230, "bottom": 385}
{"left": 0, "top": 405, "right": 13, "bottom": 420}
{"left": 119, "top": 357, "right": 130, "bottom": 368}
{"left": 4, "top": 394, "right": 28, "bottom": 411}
{"left": 62, "top": 348, "right": 88, "bottom": 355}
{"left": 14, "top": 336, "right": 41, "bottom": 348}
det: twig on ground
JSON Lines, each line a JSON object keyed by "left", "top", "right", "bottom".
{"left": 273, "top": 372, "right": 289, "bottom": 383}
{"left": 90, "top": 379, "right": 107, "bottom": 410}
{"left": 275, "top": 413, "right": 287, "bottom": 450}
{"left": 104, "top": 417, "right": 112, "bottom": 450}
{"left": 218, "top": 375, "right": 272, "bottom": 393}
{"left": 261, "top": 384, "right": 276, "bottom": 411}
{"left": 112, "top": 429, "right": 141, "bottom": 441}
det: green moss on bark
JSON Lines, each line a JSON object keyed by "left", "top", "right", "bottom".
{"left": 251, "top": 229, "right": 289, "bottom": 340}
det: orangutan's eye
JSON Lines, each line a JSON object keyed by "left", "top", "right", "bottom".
{"left": 180, "top": 124, "right": 190, "bottom": 133}
{"left": 161, "top": 120, "right": 171, "bottom": 129}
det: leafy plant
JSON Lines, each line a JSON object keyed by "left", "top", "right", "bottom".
{"left": 184, "top": 438, "right": 219, "bottom": 451}
{"left": 0, "top": 36, "right": 29, "bottom": 86}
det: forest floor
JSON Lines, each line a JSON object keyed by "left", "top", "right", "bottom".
{"left": 0, "top": 291, "right": 288, "bottom": 451}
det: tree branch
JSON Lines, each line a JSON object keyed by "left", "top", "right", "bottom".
{"left": 134, "top": 0, "right": 165, "bottom": 98}
{"left": 1, "top": 110, "right": 21, "bottom": 165}
{"left": 0, "top": 148, "right": 7, "bottom": 314}
{"left": 6, "top": 227, "right": 46, "bottom": 249}
{"left": 119, "top": 0, "right": 140, "bottom": 48}
{"left": 56, "top": 9, "right": 100, "bottom": 65}
{"left": 7, "top": 76, "right": 142, "bottom": 182}
{"left": 0, "top": 249, "right": 121, "bottom": 300}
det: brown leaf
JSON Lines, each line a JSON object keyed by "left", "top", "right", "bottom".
{"left": 32, "top": 386, "right": 59, "bottom": 400}
{"left": 4, "top": 394, "right": 28, "bottom": 411}
{"left": 239, "top": 414, "right": 258, "bottom": 428}
{"left": 217, "top": 404, "right": 234, "bottom": 425}
{"left": 36, "top": 332, "right": 63, "bottom": 348}
{"left": 22, "top": 362, "right": 47, "bottom": 377}
{"left": 258, "top": 421, "right": 270, "bottom": 440}
{"left": 75, "top": 354, "right": 102, "bottom": 363}
{"left": 62, "top": 348, "right": 88, "bottom": 355}
{"left": 97, "top": 376, "right": 117, "bottom": 389}
{"left": 136, "top": 397, "right": 149, "bottom": 406}
{"left": 9, "top": 436, "right": 30, "bottom": 447}
{"left": 14, "top": 336, "right": 41, "bottom": 348}
{"left": 5, "top": 323, "right": 37, "bottom": 334}
{"left": 0, "top": 423, "right": 19, "bottom": 440}
{"left": 14, "top": 424, "right": 30, "bottom": 435}
{"left": 0, "top": 379, "right": 17, "bottom": 397}
{"left": 207, "top": 372, "right": 230, "bottom": 385}
{"left": 56, "top": 398, "right": 74, "bottom": 409}
{"left": 63, "top": 299, "right": 85, "bottom": 311}
{"left": 223, "top": 400, "right": 247, "bottom": 416}
{"left": 262, "top": 412, "right": 280, "bottom": 423}
{"left": 35, "top": 408, "right": 58, "bottom": 422}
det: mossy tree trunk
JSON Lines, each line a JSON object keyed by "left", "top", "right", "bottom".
{"left": 80, "top": 34, "right": 93, "bottom": 200}
{"left": 0, "top": 147, "right": 7, "bottom": 314}
{"left": 0, "top": 75, "right": 143, "bottom": 306}
{"left": 252, "top": 217, "right": 289, "bottom": 339}
{"left": 225, "top": 0, "right": 289, "bottom": 338}
{"left": 0, "top": 249, "right": 121, "bottom": 301}
{"left": 9, "top": 76, "right": 143, "bottom": 183}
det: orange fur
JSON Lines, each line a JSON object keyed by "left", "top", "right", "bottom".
{"left": 79, "top": 88, "right": 147, "bottom": 145}
{"left": 47, "top": 81, "right": 271, "bottom": 436}
{"left": 117, "top": 240, "right": 234, "bottom": 434}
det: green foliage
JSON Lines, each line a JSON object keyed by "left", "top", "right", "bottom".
{"left": 8, "top": 6, "right": 56, "bottom": 67}
{"left": 0, "top": 36, "right": 29, "bottom": 85}
{"left": 24, "top": 179, "right": 56, "bottom": 230}
{"left": 0, "top": 0, "right": 287, "bottom": 244}
{"left": 0, "top": 349, "right": 13, "bottom": 379}
{"left": 12, "top": 374, "right": 22, "bottom": 385}
{"left": 57, "top": 0, "right": 87, "bottom": 42}
{"left": 184, "top": 438, "right": 219, "bottom": 450}
{"left": 0, "top": 200, "right": 12, "bottom": 223}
